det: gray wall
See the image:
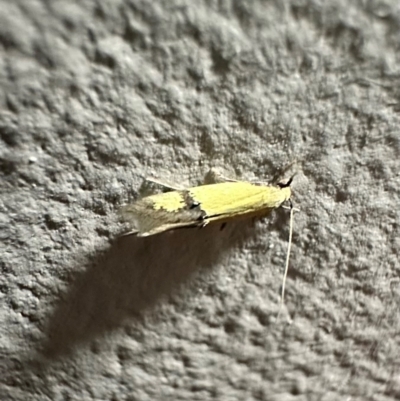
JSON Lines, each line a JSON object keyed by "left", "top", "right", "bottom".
{"left": 1, "top": 0, "right": 399, "bottom": 400}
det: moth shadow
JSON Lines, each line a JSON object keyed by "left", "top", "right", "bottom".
{"left": 40, "top": 219, "right": 257, "bottom": 359}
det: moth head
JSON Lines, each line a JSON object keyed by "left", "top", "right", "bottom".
{"left": 276, "top": 174, "right": 295, "bottom": 189}
{"left": 276, "top": 174, "right": 296, "bottom": 206}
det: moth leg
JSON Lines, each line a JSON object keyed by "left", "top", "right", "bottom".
{"left": 120, "top": 229, "right": 139, "bottom": 237}
{"left": 196, "top": 213, "right": 210, "bottom": 228}
{"left": 145, "top": 177, "right": 185, "bottom": 191}
{"left": 200, "top": 220, "right": 209, "bottom": 228}
{"left": 281, "top": 205, "right": 300, "bottom": 212}
{"left": 203, "top": 168, "right": 238, "bottom": 184}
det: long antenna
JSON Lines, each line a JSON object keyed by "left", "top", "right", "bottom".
{"left": 277, "top": 200, "right": 295, "bottom": 320}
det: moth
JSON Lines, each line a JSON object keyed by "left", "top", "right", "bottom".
{"left": 120, "top": 174, "right": 293, "bottom": 237}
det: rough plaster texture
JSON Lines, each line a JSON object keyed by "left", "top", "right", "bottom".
{"left": 1, "top": 0, "right": 400, "bottom": 400}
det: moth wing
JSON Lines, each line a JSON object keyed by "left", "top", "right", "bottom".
{"left": 120, "top": 181, "right": 291, "bottom": 235}
{"left": 120, "top": 193, "right": 204, "bottom": 236}
{"left": 189, "top": 182, "right": 287, "bottom": 219}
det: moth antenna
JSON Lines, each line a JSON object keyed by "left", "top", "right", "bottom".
{"left": 277, "top": 199, "right": 295, "bottom": 322}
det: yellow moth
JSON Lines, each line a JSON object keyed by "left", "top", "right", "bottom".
{"left": 120, "top": 173, "right": 295, "bottom": 314}
{"left": 120, "top": 178, "right": 293, "bottom": 237}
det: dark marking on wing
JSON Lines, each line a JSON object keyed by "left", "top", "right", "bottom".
{"left": 181, "top": 190, "right": 208, "bottom": 221}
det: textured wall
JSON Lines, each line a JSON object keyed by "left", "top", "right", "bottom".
{"left": 1, "top": 0, "right": 400, "bottom": 400}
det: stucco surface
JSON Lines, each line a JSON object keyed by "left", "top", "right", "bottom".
{"left": 1, "top": 1, "right": 400, "bottom": 400}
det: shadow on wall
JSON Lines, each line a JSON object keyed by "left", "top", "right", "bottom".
{"left": 40, "top": 218, "right": 259, "bottom": 359}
